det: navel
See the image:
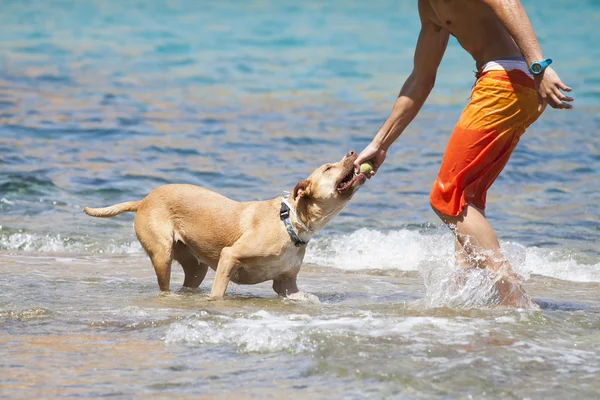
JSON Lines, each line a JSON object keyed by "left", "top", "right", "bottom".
{"left": 446, "top": 20, "right": 452, "bottom": 25}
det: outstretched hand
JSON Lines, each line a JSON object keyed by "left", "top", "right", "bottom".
{"left": 354, "top": 142, "right": 387, "bottom": 178}
{"left": 536, "top": 67, "right": 574, "bottom": 111}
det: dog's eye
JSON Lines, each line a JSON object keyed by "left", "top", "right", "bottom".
{"left": 324, "top": 165, "right": 333, "bottom": 172}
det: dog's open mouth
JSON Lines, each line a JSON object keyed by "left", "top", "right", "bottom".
{"left": 336, "top": 170, "right": 365, "bottom": 192}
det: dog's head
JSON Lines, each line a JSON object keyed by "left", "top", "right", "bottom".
{"left": 291, "top": 151, "right": 366, "bottom": 231}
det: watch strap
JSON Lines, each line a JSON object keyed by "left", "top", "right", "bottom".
{"left": 529, "top": 58, "right": 553, "bottom": 75}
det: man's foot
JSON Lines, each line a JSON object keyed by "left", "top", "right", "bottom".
{"left": 494, "top": 274, "right": 538, "bottom": 309}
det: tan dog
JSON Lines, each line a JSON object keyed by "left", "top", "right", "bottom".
{"left": 84, "top": 151, "right": 366, "bottom": 298}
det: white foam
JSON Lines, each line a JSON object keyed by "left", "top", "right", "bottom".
{"left": 1, "top": 226, "right": 598, "bottom": 283}
{"left": 420, "top": 264, "right": 500, "bottom": 309}
{"left": 100, "top": 241, "right": 142, "bottom": 254}
{"left": 164, "top": 310, "right": 483, "bottom": 353}
{"left": 521, "top": 247, "right": 600, "bottom": 282}
{"left": 285, "top": 291, "right": 321, "bottom": 304}
{"left": 306, "top": 228, "right": 452, "bottom": 271}
{"left": 0, "top": 231, "right": 71, "bottom": 253}
{"left": 513, "top": 340, "right": 600, "bottom": 373}
{"left": 0, "top": 229, "right": 142, "bottom": 254}
{"left": 307, "top": 228, "right": 600, "bottom": 283}
{"left": 164, "top": 310, "right": 312, "bottom": 353}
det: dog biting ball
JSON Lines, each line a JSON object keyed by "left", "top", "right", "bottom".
{"left": 83, "top": 151, "right": 367, "bottom": 299}
{"left": 359, "top": 161, "right": 373, "bottom": 175}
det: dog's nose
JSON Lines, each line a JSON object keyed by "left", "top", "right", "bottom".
{"left": 347, "top": 151, "right": 356, "bottom": 157}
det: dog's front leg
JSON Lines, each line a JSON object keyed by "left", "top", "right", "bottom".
{"left": 210, "top": 247, "right": 240, "bottom": 299}
{"left": 273, "top": 275, "right": 299, "bottom": 297}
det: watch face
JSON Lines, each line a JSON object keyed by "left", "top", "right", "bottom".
{"left": 532, "top": 63, "right": 542, "bottom": 73}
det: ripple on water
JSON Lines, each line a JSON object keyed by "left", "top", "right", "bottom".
{"left": 0, "top": 308, "right": 52, "bottom": 321}
{"left": 0, "top": 172, "right": 59, "bottom": 198}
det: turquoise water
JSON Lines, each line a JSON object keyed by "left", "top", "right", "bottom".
{"left": 1, "top": 1, "right": 599, "bottom": 398}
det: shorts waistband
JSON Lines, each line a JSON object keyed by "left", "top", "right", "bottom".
{"left": 478, "top": 58, "right": 533, "bottom": 79}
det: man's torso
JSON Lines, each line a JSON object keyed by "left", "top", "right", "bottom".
{"left": 420, "top": 0, "right": 522, "bottom": 68}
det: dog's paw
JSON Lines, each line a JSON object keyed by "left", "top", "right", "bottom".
{"left": 176, "top": 287, "right": 202, "bottom": 295}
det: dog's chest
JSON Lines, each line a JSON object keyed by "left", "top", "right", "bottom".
{"left": 231, "top": 245, "right": 304, "bottom": 284}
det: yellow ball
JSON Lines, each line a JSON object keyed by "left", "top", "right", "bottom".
{"left": 359, "top": 161, "right": 373, "bottom": 175}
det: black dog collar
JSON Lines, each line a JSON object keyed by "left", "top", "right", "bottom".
{"left": 280, "top": 201, "right": 309, "bottom": 247}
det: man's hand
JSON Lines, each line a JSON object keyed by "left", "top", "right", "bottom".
{"left": 354, "top": 142, "right": 387, "bottom": 178}
{"left": 535, "top": 67, "right": 574, "bottom": 111}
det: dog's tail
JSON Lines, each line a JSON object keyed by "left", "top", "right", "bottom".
{"left": 83, "top": 201, "right": 141, "bottom": 218}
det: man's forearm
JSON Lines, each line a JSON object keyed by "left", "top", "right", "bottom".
{"left": 483, "top": 0, "right": 543, "bottom": 65}
{"left": 373, "top": 74, "right": 433, "bottom": 150}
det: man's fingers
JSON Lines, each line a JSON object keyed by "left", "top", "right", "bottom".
{"left": 550, "top": 87, "right": 573, "bottom": 109}
{"left": 553, "top": 88, "right": 573, "bottom": 102}
{"left": 558, "top": 96, "right": 573, "bottom": 109}
{"left": 558, "top": 82, "right": 572, "bottom": 92}
{"left": 353, "top": 156, "right": 366, "bottom": 173}
{"left": 548, "top": 93, "right": 564, "bottom": 109}
{"left": 539, "top": 76, "right": 574, "bottom": 110}
{"left": 554, "top": 90, "right": 567, "bottom": 101}
{"left": 550, "top": 92, "right": 573, "bottom": 109}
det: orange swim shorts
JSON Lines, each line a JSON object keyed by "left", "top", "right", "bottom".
{"left": 429, "top": 68, "right": 544, "bottom": 216}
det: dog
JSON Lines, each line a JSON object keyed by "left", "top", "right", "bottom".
{"left": 84, "top": 151, "right": 366, "bottom": 298}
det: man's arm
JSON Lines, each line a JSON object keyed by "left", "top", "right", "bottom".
{"left": 355, "top": 7, "right": 449, "bottom": 173}
{"left": 481, "top": 0, "right": 574, "bottom": 109}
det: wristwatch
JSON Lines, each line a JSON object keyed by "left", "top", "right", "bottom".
{"left": 529, "top": 58, "right": 553, "bottom": 75}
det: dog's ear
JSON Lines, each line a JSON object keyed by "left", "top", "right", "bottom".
{"left": 293, "top": 179, "right": 312, "bottom": 200}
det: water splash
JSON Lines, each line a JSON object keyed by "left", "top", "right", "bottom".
{"left": 306, "top": 227, "right": 452, "bottom": 270}
{"left": 0, "top": 228, "right": 141, "bottom": 254}
{"left": 164, "top": 310, "right": 314, "bottom": 353}
{"left": 285, "top": 291, "right": 321, "bottom": 304}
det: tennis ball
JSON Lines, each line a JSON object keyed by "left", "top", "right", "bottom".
{"left": 359, "top": 161, "right": 374, "bottom": 175}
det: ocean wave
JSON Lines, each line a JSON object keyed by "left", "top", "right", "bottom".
{"left": 163, "top": 309, "right": 475, "bottom": 354}
{"left": 0, "top": 172, "right": 59, "bottom": 198}
{"left": 162, "top": 307, "right": 600, "bottom": 392}
{"left": 164, "top": 310, "right": 313, "bottom": 353}
{"left": 306, "top": 228, "right": 600, "bottom": 283}
{"left": 1, "top": 227, "right": 598, "bottom": 283}
{"left": 306, "top": 227, "right": 451, "bottom": 271}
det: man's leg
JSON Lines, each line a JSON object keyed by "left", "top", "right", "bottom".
{"left": 433, "top": 204, "right": 534, "bottom": 307}
{"left": 435, "top": 205, "right": 505, "bottom": 271}
{"left": 451, "top": 205, "right": 486, "bottom": 269}
{"left": 454, "top": 237, "right": 470, "bottom": 269}
{"left": 427, "top": 69, "right": 544, "bottom": 307}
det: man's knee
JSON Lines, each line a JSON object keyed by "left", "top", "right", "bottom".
{"left": 430, "top": 183, "right": 457, "bottom": 220}
{"left": 430, "top": 199, "right": 454, "bottom": 225}
{"left": 429, "top": 193, "right": 466, "bottom": 228}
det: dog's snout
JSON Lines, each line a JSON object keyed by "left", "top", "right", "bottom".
{"left": 346, "top": 151, "right": 356, "bottom": 157}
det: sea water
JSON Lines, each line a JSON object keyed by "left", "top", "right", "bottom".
{"left": 1, "top": 1, "right": 599, "bottom": 398}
